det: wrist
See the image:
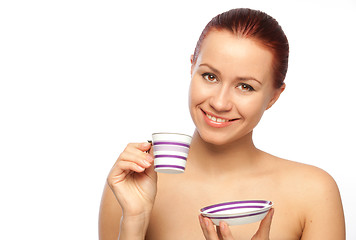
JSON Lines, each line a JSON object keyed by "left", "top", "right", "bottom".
{"left": 119, "top": 212, "right": 152, "bottom": 240}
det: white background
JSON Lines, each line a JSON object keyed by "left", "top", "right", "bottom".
{"left": 1, "top": 0, "right": 355, "bottom": 239}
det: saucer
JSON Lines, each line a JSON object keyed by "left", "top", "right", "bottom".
{"left": 200, "top": 200, "right": 273, "bottom": 226}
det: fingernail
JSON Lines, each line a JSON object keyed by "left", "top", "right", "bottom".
{"left": 220, "top": 221, "right": 225, "bottom": 230}
{"left": 204, "top": 218, "right": 210, "bottom": 228}
{"left": 270, "top": 208, "right": 275, "bottom": 218}
{"left": 143, "top": 142, "right": 151, "bottom": 148}
{"left": 142, "top": 160, "right": 151, "bottom": 167}
{"left": 136, "top": 164, "right": 145, "bottom": 171}
{"left": 199, "top": 215, "right": 203, "bottom": 224}
{"left": 146, "top": 154, "right": 154, "bottom": 162}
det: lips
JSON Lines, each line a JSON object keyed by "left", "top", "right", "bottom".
{"left": 201, "top": 109, "right": 239, "bottom": 128}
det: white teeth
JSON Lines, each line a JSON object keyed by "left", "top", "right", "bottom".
{"left": 206, "top": 113, "right": 227, "bottom": 123}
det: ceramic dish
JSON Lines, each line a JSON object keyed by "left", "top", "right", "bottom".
{"left": 200, "top": 200, "right": 273, "bottom": 226}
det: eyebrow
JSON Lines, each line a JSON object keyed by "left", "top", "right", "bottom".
{"left": 199, "top": 63, "right": 262, "bottom": 85}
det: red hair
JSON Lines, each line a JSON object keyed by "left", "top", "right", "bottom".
{"left": 192, "top": 8, "right": 289, "bottom": 88}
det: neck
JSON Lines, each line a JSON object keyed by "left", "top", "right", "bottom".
{"left": 188, "top": 130, "right": 260, "bottom": 177}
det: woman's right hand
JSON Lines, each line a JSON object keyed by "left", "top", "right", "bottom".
{"left": 107, "top": 142, "right": 157, "bottom": 219}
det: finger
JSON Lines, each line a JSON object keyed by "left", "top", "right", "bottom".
{"left": 107, "top": 159, "right": 146, "bottom": 189}
{"left": 127, "top": 142, "right": 152, "bottom": 152}
{"left": 252, "top": 208, "right": 274, "bottom": 239}
{"left": 199, "top": 215, "right": 219, "bottom": 240}
{"left": 131, "top": 142, "right": 154, "bottom": 163}
{"left": 110, "top": 158, "right": 146, "bottom": 177}
{"left": 109, "top": 161, "right": 145, "bottom": 178}
{"left": 139, "top": 142, "right": 156, "bottom": 181}
{"left": 119, "top": 149, "right": 153, "bottom": 169}
{"left": 199, "top": 215, "right": 209, "bottom": 238}
{"left": 118, "top": 160, "right": 146, "bottom": 172}
{"left": 143, "top": 159, "right": 157, "bottom": 182}
{"left": 108, "top": 142, "right": 154, "bottom": 184}
{"left": 123, "top": 142, "right": 153, "bottom": 160}
{"left": 148, "top": 143, "right": 154, "bottom": 157}
{"left": 216, "top": 221, "right": 234, "bottom": 240}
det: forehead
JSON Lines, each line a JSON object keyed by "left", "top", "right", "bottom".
{"left": 196, "top": 30, "right": 274, "bottom": 82}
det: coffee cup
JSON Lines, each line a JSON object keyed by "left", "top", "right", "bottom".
{"left": 151, "top": 133, "right": 192, "bottom": 174}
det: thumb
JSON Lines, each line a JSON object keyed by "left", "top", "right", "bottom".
{"left": 252, "top": 208, "right": 274, "bottom": 239}
{"left": 145, "top": 160, "right": 157, "bottom": 182}
{"left": 145, "top": 143, "right": 157, "bottom": 182}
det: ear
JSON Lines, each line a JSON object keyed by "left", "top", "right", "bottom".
{"left": 190, "top": 54, "right": 194, "bottom": 75}
{"left": 266, "top": 83, "right": 286, "bottom": 110}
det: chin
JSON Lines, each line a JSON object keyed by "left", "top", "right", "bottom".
{"left": 196, "top": 129, "right": 236, "bottom": 146}
{"left": 196, "top": 126, "right": 253, "bottom": 147}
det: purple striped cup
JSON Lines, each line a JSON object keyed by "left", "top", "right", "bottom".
{"left": 152, "top": 133, "right": 192, "bottom": 174}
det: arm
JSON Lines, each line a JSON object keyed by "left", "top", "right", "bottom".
{"left": 99, "top": 182, "right": 123, "bottom": 240}
{"left": 99, "top": 143, "right": 157, "bottom": 240}
{"left": 301, "top": 168, "right": 345, "bottom": 240}
{"left": 99, "top": 183, "right": 153, "bottom": 240}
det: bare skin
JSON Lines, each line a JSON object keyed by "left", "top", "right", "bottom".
{"left": 99, "top": 132, "right": 345, "bottom": 240}
{"left": 99, "top": 30, "right": 345, "bottom": 239}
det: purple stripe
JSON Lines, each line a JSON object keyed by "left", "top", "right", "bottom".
{"left": 155, "top": 165, "right": 185, "bottom": 170}
{"left": 154, "top": 155, "right": 187, "bottom": 160}
{"left": 206, "top": 205, "right": 264, "bottom": 214}
{"left": 154, "top": 145, "right": 190, "bottom": 154}
{"left": 201, "top": 200, "right": 271, "bottom": 212}
{"left": 208, "top": 210, "right": 269, "bottom": 220}
{"left": 153, "top": 141, "right": 190, "bottom": 148}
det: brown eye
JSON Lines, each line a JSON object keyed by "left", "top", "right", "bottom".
{"left": 202, "top": 73, "right": 217, "bottom": 82}
{"left": 237, "top": 83, "right": 255, "bottom": 92}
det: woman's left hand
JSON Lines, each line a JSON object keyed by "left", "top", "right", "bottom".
{"left": 199, "top": 208, "right": 274, "bottom": 240}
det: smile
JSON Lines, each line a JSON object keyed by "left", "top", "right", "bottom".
{"left": 201, "top": 109, "right": 239, "bottom": 128}
{"left": 206, "top": 113, "right": 229, "bottom": 123}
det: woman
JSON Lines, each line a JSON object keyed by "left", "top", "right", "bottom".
{"left": 99, "top": 8, "right": 345, "bottom": 240}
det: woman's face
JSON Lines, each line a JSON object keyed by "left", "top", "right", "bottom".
{"left": 189, "top": 30, "right": 284, "bottom": 146}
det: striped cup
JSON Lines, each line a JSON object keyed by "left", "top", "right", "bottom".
{"left": 152, "top": 133, "right": 192, "bottom": 174}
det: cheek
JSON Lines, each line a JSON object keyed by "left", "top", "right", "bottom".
{"left": 189, "top": 78, "right": 206, "bottom": 108}
{"left": 237, "top": 94, "right": 269, "bottom": 120}
{"left": 188, "top": 80, "right": 197, "bottom": 108}
{"left": 188, "top": 79, "right": 199, "bottom": 118}
{"left": 189, "top": 79, "right": 203, "bottom": 125}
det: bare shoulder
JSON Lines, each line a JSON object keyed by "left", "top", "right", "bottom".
{"left": 265, "top": 154, "right": 345, "bottom": 239}
{"left": 266, "top": 154, "right": 340, "bottom": 201}
{"left": 270, "top": 155, "right": 339, "bottom": 195}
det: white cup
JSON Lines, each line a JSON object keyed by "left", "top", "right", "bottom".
{"left": 152, "top": 133, "right": 192, "bottom": 174}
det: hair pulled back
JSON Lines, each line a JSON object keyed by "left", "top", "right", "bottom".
{"left": 192, "top": 8, "right": 289, "bottom": 88}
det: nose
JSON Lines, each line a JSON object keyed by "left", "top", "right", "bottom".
{"left": 209, "top": 84, "right": 233, "bottom": 112}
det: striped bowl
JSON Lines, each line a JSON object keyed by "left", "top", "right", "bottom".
{"left": 200, "top": 200, "right": 273, "bottom": 226}
{"left": 152, "top": 133, "right": 192, "bottom": 174}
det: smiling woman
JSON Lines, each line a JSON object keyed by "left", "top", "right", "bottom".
{"left": 189, "top": 34, "right": 282, "bottom": 145}
{"left": 99, "top": 8, "right": 345, "bottom": 240}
